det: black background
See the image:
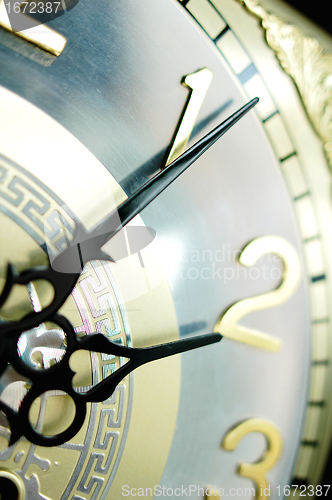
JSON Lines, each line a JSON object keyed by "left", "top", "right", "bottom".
{"left": 283, "top": 0, "right": 331, "bottom": 35}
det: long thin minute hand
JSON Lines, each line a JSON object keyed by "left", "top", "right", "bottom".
{"left": 51, "top": 97, "right": 258, "bottom": 273}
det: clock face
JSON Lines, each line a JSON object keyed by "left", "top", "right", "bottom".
{"left": 0, "top": 0, "right": 331, "bottom": 498}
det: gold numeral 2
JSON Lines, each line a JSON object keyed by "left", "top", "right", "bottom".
{"left": 214, "top": 236, "right": 301, "bottom": 351}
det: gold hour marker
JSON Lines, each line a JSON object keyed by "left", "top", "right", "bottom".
{"left": 164, "top": 67, "right": 213, "bottom": 167}
{"left": 0, "top": 0, "right": 66, "bottom": 55}
{"left": 222, "top": 419, "right": 282, "bottom": 500}
{"left": 214, "top": 236, "right": 300, "bottom": 352}
{"left": 205, "top": 488, "right": 221, "bottom": 499}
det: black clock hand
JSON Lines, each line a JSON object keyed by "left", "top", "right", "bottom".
{"left": 0, "top": 97, "right": 259, "bottom": 338}
{"left": 78, "top": 332, "right": 221, "bottom": 403}
{"left": 120, "top": 98, "right": 234, "bottom": 194}
{"left": 5, "top": 328, "right": 221, "bottom": 446}
{"left": 0, "top": 270, "right": 221, "bottom": 446}
{"left": 0, "top": 97, "right": 257, "bottom": 446}
{"left": 51, "top": 97, "right": 259, "bottom": 274}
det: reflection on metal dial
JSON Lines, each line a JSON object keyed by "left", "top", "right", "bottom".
{"left": 0, "top": 155, "right": 131, "bottom": 499}
{"left": 0, "top": 85, "right": 181, "bottom": 498}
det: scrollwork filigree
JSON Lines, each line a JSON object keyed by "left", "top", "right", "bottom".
{"left": 238, "top": 0, "right": 332, "bottom": 170}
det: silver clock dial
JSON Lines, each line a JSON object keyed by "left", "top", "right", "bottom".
{"left": 0, "top": 0, "right": 331, "bottom": 498}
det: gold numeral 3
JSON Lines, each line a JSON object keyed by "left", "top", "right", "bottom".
{"left": 223, "top": 418, "right": 283, "bottom": 500}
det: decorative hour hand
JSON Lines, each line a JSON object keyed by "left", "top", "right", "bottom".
{"left": 1, "top": 312, "right": 221, "bottom": 447}
{"left": 0, "top": 98, "right": 259, "bottom": 341}
{"left": 0, "top": 96, "right": 257, "bottom": 447}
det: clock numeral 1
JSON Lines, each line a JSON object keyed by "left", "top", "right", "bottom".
{"left": 223, "top": 418, "right": 283, "bottom": 500}
{"left": 214, "top": 236, "right": 301, "bottom": 351}
{"left": 164, "top": 67, "right": 213, "bottom": 167}
{"left": 0, "top": 0, "right": 66, "bottom": 55}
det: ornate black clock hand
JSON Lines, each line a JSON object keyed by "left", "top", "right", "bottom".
{"left": 0, "top": 97, "right": 257, "bottom": 447}
{"left": 0, "top": 98, "right": 258, "bottom": 339}
{"left": 4, "top": 328, "right": 221, "bottom": 447}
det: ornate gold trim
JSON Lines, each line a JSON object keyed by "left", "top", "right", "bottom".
{"left": 238, "top": 0, "right": 332, "bottom": 170}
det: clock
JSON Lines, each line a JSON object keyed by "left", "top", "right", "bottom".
{"left": 0, "top": 0, "right": 331, "bottom": 499}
